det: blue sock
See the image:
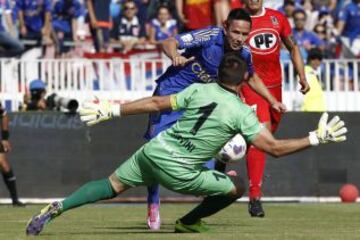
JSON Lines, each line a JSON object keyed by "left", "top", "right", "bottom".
{"left": 147, "top": 184, "right": 160, "bottom": 205}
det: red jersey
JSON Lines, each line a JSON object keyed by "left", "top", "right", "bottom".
{"left": 246, "top": 8, "right": 292, "bottom": 87}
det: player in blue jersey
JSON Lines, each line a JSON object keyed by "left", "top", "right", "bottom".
{"left": 144, "top": 8, "right": 286, "bottom": 230}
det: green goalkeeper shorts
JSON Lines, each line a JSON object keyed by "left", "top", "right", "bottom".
{"left": 114, "top": 147, "right": 235, "bottom": 196}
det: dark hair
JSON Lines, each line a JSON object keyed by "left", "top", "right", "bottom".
{"left": 123, "top": 0, "right": 136, "bottom": 8}
{"left": 307, "top": 48, "right": 323, "bottom": 63}
{"left": 226, "top": 8, "right": 252, "bottom": 26}
{"left": 293, "top": 9, "right": 307, "bottom": 19}
{"left": 284, "top": 0, "right": 296, "bottom": 6}
{"left": 218, "top": 52, "right": 248, "bottom": 85}
{"left": 156, "top": 4, "right": 170, "bottom": 15}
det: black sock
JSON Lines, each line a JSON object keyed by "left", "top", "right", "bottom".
{"left": 2, "top": 170, "right": 19, "bottom": 203}
{"left": 180, "top": 195, "right": 238, "bottom": 225}
{"left": 214, "top": 160, "right": 226, "bottom": 172}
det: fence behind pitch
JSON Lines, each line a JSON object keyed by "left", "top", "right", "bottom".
{"left": 0, "top": 58, "right": 359, "bottom": 111}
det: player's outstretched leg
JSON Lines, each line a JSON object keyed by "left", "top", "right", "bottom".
{"left": 246, "top": 146, "right": 266, "bottom": 217}
{"left": 147, "top": 184, "right": 161, "bottom": 230}
{"left": 26, "top": 178, "right": 118, "bottom": 236}
{"left": 175, "top": 176, "right": 246, "bottom": 233}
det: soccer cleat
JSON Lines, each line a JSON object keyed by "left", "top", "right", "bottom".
{"left": 12, "top": 200, "right": 26, "bottom": 207}
{"left": 248, "top": 198, "right": 265, "bottom": 218}
{"left": 174, "top": 219, "right": 210, "bottom": 233}
{"left": 26, "top": 201, "right": 62, "bottom": 236}
{"left": 147, "top": 203, "right": 161, "bottom": 230}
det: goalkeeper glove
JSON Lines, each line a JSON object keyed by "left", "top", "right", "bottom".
{"left": 308, "top": 112, "right": 347, "bottom": 146}
{"left": 79, "top": 100, "right": 121, "bottom": 126}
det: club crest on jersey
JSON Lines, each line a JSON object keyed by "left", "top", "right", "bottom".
{"left": 271, "top": 16, "right": 279, "bottom": 26}
{"left": 247, "top": 28, "right": 280, "bottom": 55}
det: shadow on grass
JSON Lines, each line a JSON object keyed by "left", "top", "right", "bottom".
{"left": 40, "top": 230, "right": 176, "bottom": 236}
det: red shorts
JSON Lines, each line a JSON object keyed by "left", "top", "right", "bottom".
{"left": 240, "top": 84, "right": 282, "bottom": 132}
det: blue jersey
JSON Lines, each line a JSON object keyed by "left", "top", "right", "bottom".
{"left": 150, "top": 18, "right": 177, "bottom": 41}
{"left": 292, "top": 29, "right": 324, "bottom": 48}
{"left": 52, "top": 0, "right": 82, "bottom": 33}
{"left": 145, "top": 26, "right": 255, "bottom": 140}
{"left": 0, "top": 0, "right": 11, "bottom": 32}
{"left": 15, "top": 0, "right": 51, "bottom": 32}
{"left": 156, "top": 27, "right": 254, "bottom": 95}
{"left": 338, "top": 2, "right": 360, "bottom": 42}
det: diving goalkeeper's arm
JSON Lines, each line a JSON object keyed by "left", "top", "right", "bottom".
{"left": 251, "top": 112, "right": 347, "bottom": 157}
{"left": 79, "top": 96, "right": 172, "bottom": 126}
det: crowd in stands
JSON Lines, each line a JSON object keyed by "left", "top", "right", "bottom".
{"left": 0, "top": 0, "right": 358, "bottom": 59}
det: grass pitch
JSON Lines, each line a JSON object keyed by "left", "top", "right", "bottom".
{"left": 0, "top": 203, "right": 359, "bottom": 240}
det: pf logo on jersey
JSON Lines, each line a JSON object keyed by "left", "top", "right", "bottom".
{"left": 247, "top": 28, "right": 280, "bottom": 55}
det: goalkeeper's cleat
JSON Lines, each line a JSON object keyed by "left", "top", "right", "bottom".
{"left": 174, "top": 219, "right": 210, "bottom": 233}
{"left": 147, "top": 203, "right": 161, "bottom": 230}
{"left": 248, "top": 198, "right": 265, "bottom": 218}
{"left": 26, "top": 201, "right": 62, "bottom": 236}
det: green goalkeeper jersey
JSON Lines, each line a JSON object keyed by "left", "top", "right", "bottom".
{"left": 143, "top": 83, "right": 261, "bottom": 179}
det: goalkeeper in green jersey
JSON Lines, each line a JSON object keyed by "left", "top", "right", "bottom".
{"left": 26, "top": 52, "right": 347, "bottom": 235}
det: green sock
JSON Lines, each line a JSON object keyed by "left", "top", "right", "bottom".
{"left": 62, "top": 178, "right": 116, "bottom": 212}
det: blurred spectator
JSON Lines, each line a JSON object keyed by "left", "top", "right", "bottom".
{"left": 311, "top": 0, "right": 337, "bottom": 10}
{"left": 86, "top": 0, "right": 112, "bottom": 53}
{"left": 0, "top": 0, "right": 24, "bottom": 57}
{"left": 337, "top": 0, "right": 360, "bottom": 57}
{"left": 214, "top": 0, "right": 230, "bottom": 26}
{"left": 313, "top": 23, "right": 336, "bottom": 57}
{"left": 175, "top": 0, "right": 214, "bottom": 31}
{"left": 148, "top": 5, "right": 177, "bottom": 45}
{"left": 278, "top": 0, "right": 302, "bottom": 27}
{"left": 52, "top": 0, "right": 83, "bottom": 57}
{"left": 133, "top": 0, "right": 151, "bottom": 27}
{"left": 301, "top": 48, "right": 327, "bottom": 111}
{"left": 263, "top": 0, "right": 283, "bottom": 9}
{"left": 292, "top": 9, "right": 324, "bottom": 59}
{"left": 146, "top": 0, "right": 177, "bottom": 21}
{"left": 16, "top": 0, "right": 52, "bottom": 47}
{"left": 111, "top": 0, "right": 146, "bottom": 53}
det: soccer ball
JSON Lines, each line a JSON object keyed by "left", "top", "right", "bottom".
{"left": 216, "top": 134, "right": 247, "bottom": 163}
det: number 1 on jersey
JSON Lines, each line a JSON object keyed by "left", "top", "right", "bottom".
{"left": 190, "top": 102, "right": 217, "bottom": 135}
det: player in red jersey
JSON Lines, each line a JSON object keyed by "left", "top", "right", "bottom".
{"left": 241, "top": 0, "right": 310, "bottom": 217}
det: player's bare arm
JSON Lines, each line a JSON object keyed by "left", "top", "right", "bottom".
{"left": 251, "top": 127, "right": 311, "bottom": 157}
{"left": 79, "top": 96, "right": 172, "bottom": 126}
{"left": 247, "top": 73, "right": 287, "bottom": 113}
{"left": 251, "top": 113, "right": 347, "bottom": 157}
{"left": 162, "top": 38, "right": 195, "bottom": 67}
{"left": 282, "top": 35, "right": 310, "bottom": 94}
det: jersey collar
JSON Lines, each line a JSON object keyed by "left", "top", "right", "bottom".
{"left": 217, "top": 82, "right": 238, "bottom": 96}
{"left": 250, "top": 7, "right": 266, "bottom": 18}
